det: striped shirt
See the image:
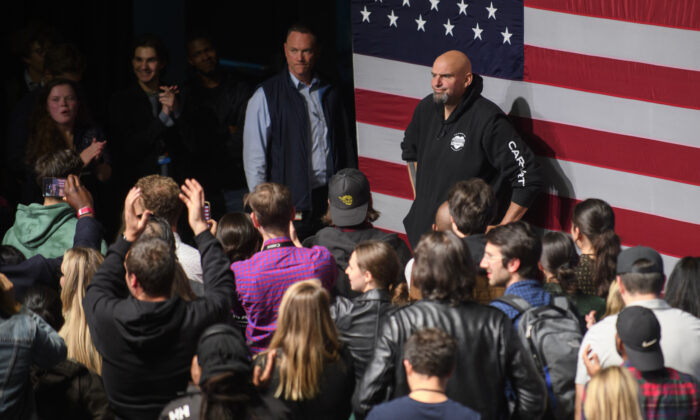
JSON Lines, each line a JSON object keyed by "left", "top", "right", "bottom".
{"left": 231, "top": 237, "right": 336, "bottom": 353}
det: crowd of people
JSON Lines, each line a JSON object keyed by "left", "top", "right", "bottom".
{"left": 1, "top": 21, "right": 699, "bottom": 420}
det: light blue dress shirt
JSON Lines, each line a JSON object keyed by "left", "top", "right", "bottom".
{"left": 242, "top": 71, "right": 329, "bottom": 192}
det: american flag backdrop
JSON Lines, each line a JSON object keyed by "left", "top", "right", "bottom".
{"left": 351, "top": 0, "right": 700, "bottom": 274}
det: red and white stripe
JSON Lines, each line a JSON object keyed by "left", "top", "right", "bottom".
{"left": 353, "top": 1, "right": 700, "bottom": 274}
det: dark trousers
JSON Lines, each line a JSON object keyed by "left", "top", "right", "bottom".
{"left": 293, "top": 185, "right": 328, "bottom": 241}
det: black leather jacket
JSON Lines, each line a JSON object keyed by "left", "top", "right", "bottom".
{"left": 331, "top": 289, "right": 394, "bottom": 382}
{"left": 353, "top": 299, "right": 547, "bottom": 420}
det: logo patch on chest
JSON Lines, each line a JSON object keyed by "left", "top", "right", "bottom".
{"left": 450, "top": 132, "right": 466, "bottom": 151}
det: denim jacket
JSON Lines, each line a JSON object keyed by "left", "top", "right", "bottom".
{"left": 0, "top": 307, "right": 67, "bottom": 419}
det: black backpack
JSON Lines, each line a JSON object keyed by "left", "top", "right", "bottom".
{"left": 495, "top": 295, "right": 584, "bottom": 420}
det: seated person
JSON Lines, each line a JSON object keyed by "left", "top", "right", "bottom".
{"left": 83, "top": 179, "right": 234, "bottom": 420}
{"left": 3, "top": 150, "right": 107, "bottom": 259}
{"left": 367, "top": 328, "right": 480, "bottom": 420}
{"left": 303, "top": 168, "right": 411, "bottom": 298}
{"left": 159, "top": 323, "right": 290, "bottom": 420}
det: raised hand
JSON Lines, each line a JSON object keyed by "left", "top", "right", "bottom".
{"left": 159, "top": 85, "right": 180, "bottom": 116}
{"left": 582, "top": 344, "right": 602, "bottom": 377}
{"left": 179, "top": 179, "right": 209, "bottom": 235}
{"left": 79, "top": 138, "right": 107, "bottom": 165}
{"left": 64, "top": 174, "right": 93, "bottom": 212}
{"left": 124, "top": 187, "right": 151, "bottom": 242}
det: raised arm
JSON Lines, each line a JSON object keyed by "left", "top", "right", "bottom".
{"left": 64, "top": 174, "right": 103, "bottom": 250}
{"left": 179, "top": 179, "right": 234, "bottom": 318}
{"left": 83, "top": 187, "right": 151, "bottom": 348}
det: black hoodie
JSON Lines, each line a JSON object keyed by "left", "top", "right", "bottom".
{"left": 401, "top": 74, "right": 543, "bottom": 248}
{"left": 83, "top": 231, "right": 234, "bottom": 420}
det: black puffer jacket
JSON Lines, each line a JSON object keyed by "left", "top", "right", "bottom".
{"left": 331, "top": 288, "right": 394, "bottom": 382}
{"left": 32, "top": 360, "right": 113, "bottom": 420}
{"left": 353, "top": 299, "right": 547, "bottom": 420}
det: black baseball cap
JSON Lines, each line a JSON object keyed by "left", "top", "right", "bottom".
{"left": 616, "top": 246, "right": 664, "bottom": 275}
{"left": 328, "top": 168, "right": 371, "bottom": 227}
{"left": 197, "top": 324, "right": 251, "bottom": 384}
{"left": 616, "top": 306, "right": 664, "bottom": 372}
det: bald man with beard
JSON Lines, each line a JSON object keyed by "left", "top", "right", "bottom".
{"left": 401, "top": 51, "right": 543, "bottom": 248}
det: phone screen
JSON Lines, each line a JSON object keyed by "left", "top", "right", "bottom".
{"left": 42, "top": 178, "right": 66, "bottom": 197}
{"left": 203, "top": 201, "right": 211, "bottom": 221}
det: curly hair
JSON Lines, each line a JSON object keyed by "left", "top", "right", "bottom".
{"left": 135, "top": 175, "right": 183, "bottom": 226}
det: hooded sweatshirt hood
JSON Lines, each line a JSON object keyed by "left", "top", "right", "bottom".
{"left": 2, "top": 203, "right": 77, "bottom": 259}
{"left": 113, "top": 296, "right": 187, "bottom": 355}
{"left": 433, "top": 73, "right": 484, "bottom": 124}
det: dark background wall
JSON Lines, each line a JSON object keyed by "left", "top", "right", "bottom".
{"left": 0, "top": 0, "right": 354, "bottom": 131}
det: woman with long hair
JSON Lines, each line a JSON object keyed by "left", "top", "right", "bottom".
{"left": 59, "top": 247, "right": 104, "bottom": 374}
{"left": 216, "top": 212, "right": 261, "bottom": 263}
{"left": 332, "top": 240, "right": 408, "bottom": 381}
{"left": 664, "top": 257, "right": 700, "bottom": 317}
{"left": 25, "top": 78, "right": 111, "bottom": 182}
{"left": 571, "top": 199, "right": 621, "bottom": 297}
{"left": 258, "top": 280, "right": 353, "bottom": 419}
{"left": 583, "top": 366, "right": 642, "bottom": 420}
{"left": 540, "top": 231, "right": 605, "bottom": 326}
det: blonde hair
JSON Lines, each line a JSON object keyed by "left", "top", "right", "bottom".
{"left": 267, "top": 280, "right": 341, "bottom": 401}
{"left": 602, "top": 280, "right": 624, "bottom": 319}
{"left": 59, "top": 247, "right": 104, "bottom": 374}
{"left": 583, "top": 366, "right": 642, "bottom": 420}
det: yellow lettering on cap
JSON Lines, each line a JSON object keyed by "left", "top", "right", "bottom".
{"left": 339, "top": 195, "right": 353, "bottom": 206}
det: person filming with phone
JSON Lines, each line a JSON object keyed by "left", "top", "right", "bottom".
{"left": 2, "top": 149, "right": 107, "bottom": 259}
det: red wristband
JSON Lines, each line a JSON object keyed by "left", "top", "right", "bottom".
{"left": 77, "top": 206, "right": 94, "bottom": 218}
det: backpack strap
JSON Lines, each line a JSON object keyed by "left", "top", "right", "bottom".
{"left": 551, "top": 295, "right": 571, "bottom": 311}
{"left": 494, "top": 294, "right": 533, "bottom": 315}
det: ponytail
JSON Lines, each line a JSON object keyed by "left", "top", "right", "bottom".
{"left": 591, "top": 229, "right": 621, "bottom": 297}
{"left": 572, "top": 199, "right": 620, "bottom": 297}
{"left": 555, "top": 262, "right": 578, "bottom": 295}
{"left": 389, "top": 282, "right": 409, "bottom": 306}
{"left": 541, "top": 231, "right": 579, "bottom": 295}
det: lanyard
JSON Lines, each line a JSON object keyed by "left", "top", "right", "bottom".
{"left": 263, "top": 241, "right": 295, "bottom": 251}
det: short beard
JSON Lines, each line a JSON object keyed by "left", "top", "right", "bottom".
{"left": 433, "top": 92, "right": 448, "bottom": 104}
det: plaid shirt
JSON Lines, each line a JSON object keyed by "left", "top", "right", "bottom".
{"left": 490, "top": 279, "right": 552, "bottom": 325}
{"left": 626, "top": 361, "right": 700, "bottom": 420}
{"left": 231, "top": 237, "right": 337, "bottom": 353}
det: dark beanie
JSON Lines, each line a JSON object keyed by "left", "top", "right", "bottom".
{"left": 197, "top": 324, "right": 251, "bottom": 385}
